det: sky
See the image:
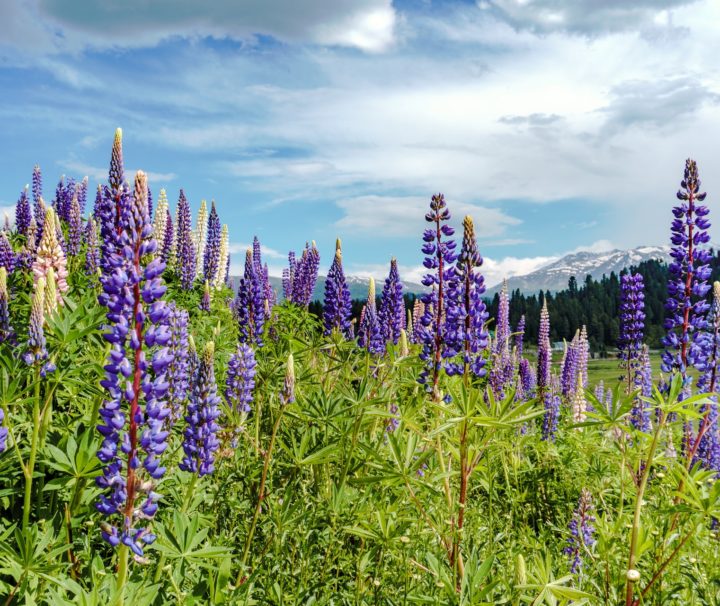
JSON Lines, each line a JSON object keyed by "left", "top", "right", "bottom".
{"left": 1, "top": 0, "right": 720, "bottom": 287}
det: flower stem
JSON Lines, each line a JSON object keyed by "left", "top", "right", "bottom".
{"left": 181, "top": 474, "right": 199, "bottom": 513}
{"left": 115, "top": 544, "right": 129, "bottom": 606}
{"left": 22, "top": 374, "right": 41, "bottom": 532}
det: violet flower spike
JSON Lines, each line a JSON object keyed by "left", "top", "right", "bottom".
{"left": 378, "top": 258, "right": 405, "bottom": 345}
{"left": 225, "top": 342, "right": 257, "bottom": 415}
{"left": 0, "top": 267, "right": 15, "bottom": 345}
{"left": 175, "top": 189, "right": 196, "bottom": 290}
{"left": 564, "top": 488, "right": 595, "bottom": 574}
{"left": 15, "top": 186, "right": 32, "bottom": 238}
{"left": 322, "top": 239, "right": 352, "bottom": 338}
{"left": 202, "top": 201, "right": 221, "bottom": 284}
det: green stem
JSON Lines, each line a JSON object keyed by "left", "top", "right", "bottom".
{"left": 237, "top": 406, "right": 285, "bottom": 584}
{"left": 624, "top": 411, "right": 666, "bottom": 606}
{"left": 115, "top": 544, "right": 129, "bottom": 606}
{"left": 22, "top": 375, "right": 41, "bottom": 532}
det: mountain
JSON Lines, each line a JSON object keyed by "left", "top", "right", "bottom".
{"left": 485, "top": 245, "right": 670, "bottom": 297}
{"left": 229, "top": 275, "right": 427, "bottom": 302}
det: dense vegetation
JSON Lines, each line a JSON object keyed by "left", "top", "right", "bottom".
{"left": 1, "top": 135, "right": 719, "bottom": 606}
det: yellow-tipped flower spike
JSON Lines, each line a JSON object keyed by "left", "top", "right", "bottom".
{"left": 194, "top": 200, "right": 208, "bottom": 278}
{"left": 215, "top": 224, "right": 229, "bottom": 289}
{"left": 44, "top": 267, "right": 58, "bottom": 317}
{"left": 282, "top": 353, "right": 295, "bottom": 404}
{"left": 153, "top": 188, "right": 169, "bottom": 245}
{"left": 399, "top": 329, "right": 409, "bottom": 357}
{"left": 0, "top": 267, "right": 6, "bottom": 299}
{"left": 368, "top": 277, "right": 376, "bottom": 303}
{"left": 33, "top": 206, "right": 69, "bottom": 294}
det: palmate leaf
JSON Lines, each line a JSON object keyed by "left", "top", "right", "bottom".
{"left": 155, "top": 511, "right": 231, "bottom": 572}
{"left": 517, "top": 552, "right": 596, "bottom": 605}
{"left": 43, "top": 430, "right": 101, "bottom": 493}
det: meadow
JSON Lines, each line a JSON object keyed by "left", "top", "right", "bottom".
{"left": 1, "top": 131, "right": 719, "bottom": 605}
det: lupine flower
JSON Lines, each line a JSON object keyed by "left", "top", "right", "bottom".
{"left": 444, "top": 215, "right": 489, "bottom": 378}
{"left": 565, "top": 488, "right": 595, "bottom": 574}
{"left": 537, "top": 299, "right": 551, "bottom": 398}
{"left": 619, "top": 283, "right": 647, "bottom": 384}
{"left": 176, "top": 190, "right": 196, "bottom": 290}
{"left": 662, "top": 159, "right": 712, "bottom": 378}
{"left": 406, "top": 309, "right": 413, "bottom": 340}
{"left": 282, "top": 251, "right": 295, "bottom": 301}
{"left": 215, "top": 225, "right": 229, "bottom": 289}
{"left": 162, "top": 212, "right": 174, "bottom": 267}
{"left": 418, "top": 194, "right": 457, "bottom": 397}
{"left": 0, "top": 406, "right": 7, "bottom": 453}
{"left": 225, "top": 342, "right": 256, "bottom": 415}
{"left": 576, "top": 326, "right": 589, "bottom": 391}
{"left": 67, "top": 193, "right": 83, "bottom": 257}
{"left": 203, "top": 201, "right": 221, "bottom": 284}
{"left": 629, "top": 346, "right": 653, "bottom": 433}
{"left": 0, "top": 267, "right": 15, "bottom": 345}
{"left": 515, "top": 315, "right": 526, "bottom": 359}
{"left": 85, "top": 217, "right": 100, "bottom": 277}
{"left": 97, "top": 129, "right": 130, "bottom": 269}
{"left": 165, "top": 303, "right": 190, "bottom": 423}
{"left": 542, "top": 377, "right": 561, "bottom": 442}
{"left": 560, "top": 333, "right": 579, "bottom": 398}
{"left": 518, "top": 357, "right": 535, "bottom": 399}
{"left": 289, "top": 242, "right": 320, "bottom": 307}
{"left": 386, "top": 402, "right": 400, "bottom": 433}
{"left": 52, "top": 175, "right": 66, "bottom": 220}
{"left": 95, "top": 170, "right": 172, "bottom": 558}
{"left": 193, "top": 200, "right": 208, "bottom": 279}
{"left": 234, "top": 248, "right": 265, "bottom": 346}
{"left": 252, "top": 236, "right": 268, "bottom": 301}
{"left": 281, "top": 353, "right": 295, "bottom": 405}
{"left": 32, "top": 165, "right": 43, "bottom": 221}
{"left": 323, "top": 239, "right": 352, "bottom": 337}
{"left": 152, "top": 189, "right": 169, "bottom": 250}
{"left": 0, "top": 233, "right": 14, "bottom": 274}
{"left": 180, "top": 341, "right": 222, "bottom": 477}
{"left": 571, "top": 374, "right": 587, "bottom": 424}
{"left": 200, "top": 280, "right": 211, "bottom": 312}
{"left": 92, "top": 184, "right": 103, "bottom": 221}
{"left": 489, "top": 280, "right": 516, "bottom": 396}
{"left": 146, "top": 186, "right": 153, "bottom": 221}
{"left": 357, "top": 278, "right": 385, "bottom": 356}
{"left": 411, "top": 299, "right": 424, "bottom": 344}
{"left": 378, "top": 258, "right": 405, "bottom": 345}
{"left": 78, "top": 176, "right": 89, "bottom": 216}
{"left": 22, "top": 277, "right": 54, "bottom": 375}
{"left": 15, "top": 186, "right": 32, "bottom": 237}
{"left": 32, "top": 207, "right": 69, "bottom": 294}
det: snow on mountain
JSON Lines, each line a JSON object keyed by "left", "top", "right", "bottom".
{"left": 484, "top": 245, "right": 670, "bottom": 297}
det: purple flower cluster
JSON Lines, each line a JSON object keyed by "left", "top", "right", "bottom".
{"left": 444, "top": 215, "right": 489, "bottom": 378}
{"left": 15, "top": 186, "right": 32, "bottom": 237}
{"left": 203, "top": 201, "right": 221, "bottom": 284}
{"left": 378, "top": 258, "right": 405, "bottom": 345}
{"left": 537, "top": 300, "right": 551, "bottom": 398}
{"left": 234, "top": 248, "right": 265, "bottom": 346}
{"left": 357, "top": 278, "right": 385, "bottom": 356}
{"left": 564, "top": 488, "right": 595, "bottom": 574}
{"left": 22, "top": 277, "right": 55, "bottom": 376}
{"left": 67, "top": 193, "right": 83, "bottom": 257}
{"left": 200, "top": 281, "right": 211, "bottom": 312}
{"left": 0, "top": 233, "right": 14, "bottom": 274}
{"left": 176, "top": 190, "right": 196, "bottom": 290}
{"left": 0, "top": 267, "right": 15, "bottom": 345}
{"left": 630, "top": 346, "right": 652, "bottom": 433}
{"left": 180, "top": 341, "right": 222, "bottom": 477}
{"left": 95, "top": 168, "right": 172, "bottom": 558}
{"left": 165, "top": 303, "right": 190, "bottom": 422}
{"left": 417, "top": 194, "right": 457, "bottom": 396}
{"left": 489, "top": 281, "right": 514, "bottom": 395}
{"left": 662, "top": 159, "right": 712, "bottom": 377}
{"left": 84, "top": 217, "right": 100, "bottom": 277}
{"left": 225, "top": 342, "right": 257, "bottom": 414}
{"left": 323, "top": 239, "right": 352, "bottom": 338}
{"left": 619, "top": 273, "right": 646, "bottom": 388}
{"left": 286, "top": 242, "right": 320, "bottom": 307}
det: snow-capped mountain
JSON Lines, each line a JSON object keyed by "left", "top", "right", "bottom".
{"left": 485, "top": 245, "right": 670, "bottom": 297}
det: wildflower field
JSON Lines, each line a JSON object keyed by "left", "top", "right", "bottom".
{"left": 1, "top": 130, "right": 720, "bottom": 605}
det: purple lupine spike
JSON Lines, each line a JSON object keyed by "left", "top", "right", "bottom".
{"left": 537, "top": 299, "right": 551, "bottom": 397}
{"left": 444, "top": 215, "right": 489, "bottom": 378}
{"left": 16, "top": 186, "right": 32, "bottom": 237}
{"left": 411, "top": 299, "right": 424, "bottom": 344}
{"left": 378, "top": 258, "right": 405, "bottom": 345}
{"left": 357, "top": 278, "right": 385, "bottom": 355}
{"left": 576, "top": 326, "right": 589, "bottom": 390}
{"left": 78, "top": 177, "right": 89, "bottom": 216}
{"left": 542, "top": 374, "right": 560, "bottom": 441}
{"left": 175, "top": 190, "right": 196, "bottom": 290}
{"left": 200, "top": 280, "right": 211, "bottom": 312}
{"left": 290, "top": 242, "right": 320, "bottom": 307}
{"left": 0, "top": 267, "right": 15, "bottom": 345}
{"left": 52, "top": 175, "right": 65, "bottom": 219}
{"left": 224, "top": 252, "right": 231, "bottom": 287}
{"left": 180, "top": 341, "right": 222, "bottom": 477}
{"left": 225, "top": 342, "right": 256, "bottom": 414}
{"left": 418, "top": 193, "right": 457, "bottom": 398}
{"left": 323, "top": 239, "right": 352, "bottom": 337}
{"left": 234, "top": 249, "right": 265, "bottom": 346}
{"left": 22, "top": 277, "right": 54, "bottom": 376}
{"left": 518, "top": 357, "right": 535, "bottom": 397}
{"left": 263, "top": 263, "right": 275, "bottom": 308}
{"left": 165, "top": 303, "right": 190, "bottom": 423}
{"left": 515, "top": 315, "right": 525, "bottom": 359}
{"left": 95, "top": 169, "right": 172, "bottom": 558}
{"left": 146, "top": 185, "right": 153, "bottom": 221}
{"left": 662, "top": 159, "right": 712, "bottom": 378}
{"left": 630, "top": 346, "right": 652, "bottom": 432}
{"left": 61, "top": 176, "right": 76, "bottom": 222}
{"left": 162, "top": 212, "right": 174, "bottom": 266}
{"left": 561, "top": 335, "right": 579, "bottom": 397}
{"left": 85, "top": 217, "right": 100, "bottom": 277}
{"left": 32, "top": 165, "right": 42, "bottom": 213}
{"left": 282, "top": 251, "right": 296, "bottom": 300}
{"left": 495, "top": 279, "right": 510, "bottom": 352}
{"left": 0, "top": 405, "right": 7, "bottom": 453}
{"left": 619, "top": 273, "right": 646, "bottom": 393}
{"left": 202, "top": 201, "right": 221, "bottom": 284}
{"left": 564, "top": 489, "right": 595, "bottom": 574}
{"left": 0, "top": 233, "right": 14, "bottom": 274}
{"left": 67, "top": 193, "right": 83, "bottom": 257}
{"left": 92, "top": 184, "right": 103, "bottom": 221}
{"left": 252, "top": 236, "right": 267, "bottom": 297}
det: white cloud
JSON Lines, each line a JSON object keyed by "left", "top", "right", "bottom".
{"left": 0, "top": 206, "right": 16, "bottom": 227}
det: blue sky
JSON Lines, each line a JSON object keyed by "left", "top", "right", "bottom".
{"left": 1, "top": 0, "right": 720, "bottom": 286}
